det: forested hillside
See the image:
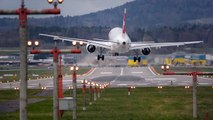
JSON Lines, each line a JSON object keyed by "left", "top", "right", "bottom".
{"left": 0, "top": 0, "right": 212, "bottom": 53}
{"left": 0, "top": 24, "right": 212, "bottom": 53}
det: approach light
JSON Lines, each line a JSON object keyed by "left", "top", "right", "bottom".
{"left": 41, "top": 86, "right": 47, "bottom": 90}
{"left": 47, "top": 0, "right": 54, "bottom": 4}
{"left": 58, "top": 0, "right": 64, "bottom": 4}
{"left": 92, "top": 82, "right": 95, "bottom": 86}
{"left": 14, "top": 87, "right": 19, "bottom": 90}
{"left": 70, "top": 66, "right": 74, "bottom": 71}
{"left": 70, "top": 66, "right": 79, "bottom": 71}
{"left": 166, "top": 65, "right": 170, "bottom": 70}
{"left": 34, "top": 41, "right": 40, "bottom": 47}
{"left": 161, "top": 64, "right": 170, "bottom": 72}
{"left": 27, "top": 41, "right": 32, "bottom": 47}
{"left": 79, "top": 41, "right": 84, "bottom": 46}
{"left": 75, "top": 66, "right": 79, "bottom": 71}
{"left": 81, "top": 79, "right": 88, "bottom": 84}
{"left": 72, "top": 41, "right": 77, "bottom": 46}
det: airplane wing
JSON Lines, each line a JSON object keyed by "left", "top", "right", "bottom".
{"left": 130, "top": 41, "right": 203, "bottom": 50}
{"left": 39, "top": 33, "right": 112, "bottom": 49}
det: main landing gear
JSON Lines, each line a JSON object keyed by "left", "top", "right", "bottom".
{"left": 114, "top": 53, "right": 119, "bottom": 56}
{"left": 97, "top": 55, "right": 104, "bottom": 61}
{"left": 97, "top": 47, "right": 105, "bottom": 61}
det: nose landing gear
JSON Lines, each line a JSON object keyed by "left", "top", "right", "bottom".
{"left": 133, "top": 56, "right": 141, "bottom": 62}
{"left": 133, "top": 50, "right": 141, "bottom": 62}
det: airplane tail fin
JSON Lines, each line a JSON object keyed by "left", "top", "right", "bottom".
{"left": 122, "top": 8, "right": 127, "bottom": 34}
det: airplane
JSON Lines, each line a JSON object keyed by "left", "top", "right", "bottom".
{"left": 39, "top": 8, "right": 203, "bottom": 62}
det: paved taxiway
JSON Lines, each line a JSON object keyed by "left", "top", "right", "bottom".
{"left": 0, "top": 67, "right": 212, "bottom": 89}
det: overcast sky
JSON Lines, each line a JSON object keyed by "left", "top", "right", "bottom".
{"left": 0, "top": 0, "right": 134, "bottom": 17}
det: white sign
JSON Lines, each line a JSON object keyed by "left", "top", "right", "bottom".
{"left": 3, "top": 74, "right": 13, "bottom": 77}
{"left": 32, "top": 74, "right": 39, "bottom": 77}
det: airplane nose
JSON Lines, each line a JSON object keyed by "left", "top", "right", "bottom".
{"left": 122, "top": 41, "right": 126, "bottom": 45}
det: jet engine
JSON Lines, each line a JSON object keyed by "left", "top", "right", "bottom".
{"left": 86, "top": 44, "right": 96, "bottom": 53}
{"left": 142, "top": 48, "right": 151, "bottom": 55}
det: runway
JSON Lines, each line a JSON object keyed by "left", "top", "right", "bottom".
{"left": 0, "top": 67, "right": 212, "bottom": 89}
{"left": 81, "top": 67, "right": 213, "bottom": 87}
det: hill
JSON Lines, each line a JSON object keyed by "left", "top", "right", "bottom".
{"left": 0, "top": 0, "right": 212, "bottom": 53}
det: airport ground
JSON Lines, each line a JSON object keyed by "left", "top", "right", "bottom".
{"left": 0, "top": 65, "right": 212, "bottom": 119}
{"left": 0, "top": 51, "right": 213, "bottom": 119}
{"left": 0, "top": 66, "right": 213, "bottom": 89}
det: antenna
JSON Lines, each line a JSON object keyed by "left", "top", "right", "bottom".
{"left": 21, "top": 0, "right": 25, "bottom": 8}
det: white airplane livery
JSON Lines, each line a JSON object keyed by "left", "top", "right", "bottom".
{"left": 40, "top": 8, "right": 203, "bottom": 62}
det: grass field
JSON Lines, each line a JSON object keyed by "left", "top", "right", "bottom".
{"left": 0, "top": 89, "right": 44, "bottom": 103}
{"left": 0, "top": 87, "right": 212, "bottom": 120}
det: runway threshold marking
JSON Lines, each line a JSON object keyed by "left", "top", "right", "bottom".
{"left": 117, "top": 84, "right": 127, "bottom": 86}
{"left": 132, "top": 72, "right": 143, "bottom": 74}
{"left": 146, "top": 78, "right": 177, "bottom": 81}
{"left": 199, "top": 83, "right": 212, "bottom": 85}
{"left": 101, "top": 72, "right": 112, "bottom": 74}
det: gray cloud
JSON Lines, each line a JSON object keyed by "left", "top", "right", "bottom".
{"left": 0, "top": 0, "right": 134, "bottom": 17}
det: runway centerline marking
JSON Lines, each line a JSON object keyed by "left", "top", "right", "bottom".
{"left": 120, "top": 67, "right": 124, "bottom": 76}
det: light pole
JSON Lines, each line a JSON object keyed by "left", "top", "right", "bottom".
{"left": 161, "top": 64, "right": 172, "bottom": 86}
{"left": 58, "top": 56, "right": 64, "bottom": 117}
{"left": 0, "top": 1, "right": 62, "bottom": 120}
{"left": 128, "top": 86, "right": 135, "bottom": 96}
{"left": 97, "top": 84, "right": 101, "bottom": 98}
{"left": 14, "top": 87, "right": 20, "bottom": 97}
{"left": 70, "top": 65, "right": 79, "bottom": 120}
{"left": 81, "top": 79, "right": 88, "bottom": 111}
{"left": 29, "top": 40, "right": 81, "bottom": 120}
{"left": 88, "top": 81, "right": 93, "bottom": 105}
{"left": 128, "top": 86, "right": 131, "bottom": 96}
{"left": 94, "top": 83, "right": 98, "bottom": 101}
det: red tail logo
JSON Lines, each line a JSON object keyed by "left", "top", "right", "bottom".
{"left": 122, "top": 8, "right": 127, "bottom": 34}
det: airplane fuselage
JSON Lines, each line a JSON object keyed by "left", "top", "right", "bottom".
{"left": 108, "top": 27, "right": 131, "bottom": 53}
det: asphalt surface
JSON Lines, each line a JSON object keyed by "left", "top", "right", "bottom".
{"left": 0, "top": 67, "right": 213, "bottom": 89}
